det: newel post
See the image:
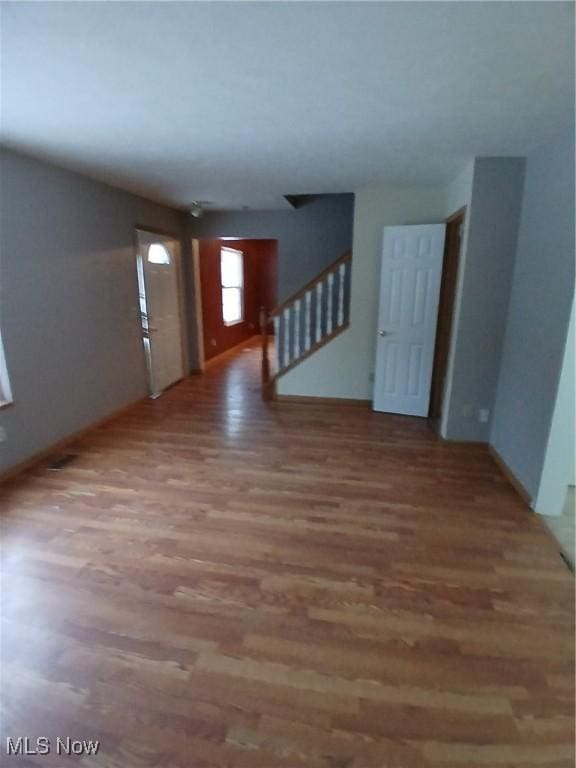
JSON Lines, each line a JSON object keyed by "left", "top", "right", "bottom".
{"left": 259, "top": 305, "right": 271, "bottom": 398}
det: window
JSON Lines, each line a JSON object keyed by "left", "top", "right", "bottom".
{"left": 220, "top": 247, "right": 244, "bottom": 326}
{"left": 0, "top": 329, "right": 13, "bottom": 407}
{"left": 147, "top": 243, "right": 171, "bottom": 265}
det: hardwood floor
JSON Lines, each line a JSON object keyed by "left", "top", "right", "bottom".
{"left": 1, "top": 340, "right": 574, "bottom": 767}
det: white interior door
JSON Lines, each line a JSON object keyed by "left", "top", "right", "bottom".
{"left": 136, "top": 230, "right": 185, "bottom": 396}
{"left": 373, "top": 223, "right": 446, "bottom": 417}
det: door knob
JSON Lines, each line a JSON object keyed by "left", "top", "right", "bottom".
{"left": 379, "top": 330, "right": 390, "bottom": 337}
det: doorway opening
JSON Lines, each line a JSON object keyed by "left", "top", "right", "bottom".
{"left": 429, "top": 207, "right": 466, "bottom": 426}
{"left": 194, "top": 238, "right": 278, "bottom": 367}
{"left": 135, "top": 228, "right": 187, "bottom": 397}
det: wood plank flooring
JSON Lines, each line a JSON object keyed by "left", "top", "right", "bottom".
{"left": 1, "top": 340, "right": 574, "bottom": 767}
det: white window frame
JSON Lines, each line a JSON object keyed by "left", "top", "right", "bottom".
{"left": 0, "top": 328, "right": 13, "bottom": 407}
{"left": 220, "top": 247, "right": 244, "bottom": 327}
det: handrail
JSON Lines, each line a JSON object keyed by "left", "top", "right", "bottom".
{"left": 270, "top": 250, "right": 351, "bottom": 318}
{"left": 261, "top": 249, "right": 352, "bottom": 400}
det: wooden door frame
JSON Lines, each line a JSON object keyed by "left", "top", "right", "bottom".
{"left": 191, "top": 238, "right": 206, "bottom": 372}
{"left": 428, "top": 206, "right": 466, "bottom": 425}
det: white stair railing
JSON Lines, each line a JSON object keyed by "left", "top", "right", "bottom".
{"left": 260, "top": 250, "right": 352, "bottom": 399}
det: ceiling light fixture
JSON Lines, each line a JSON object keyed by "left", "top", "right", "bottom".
{"left": 189, "top": 201, "right": 204, "bottom": 218}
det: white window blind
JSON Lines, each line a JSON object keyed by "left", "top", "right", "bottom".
{"left": 220, "top": 247, "right": 244, "bottom": 326}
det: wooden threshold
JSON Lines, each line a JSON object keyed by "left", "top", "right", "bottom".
{"left": 273, "top": 394, "right": 371, "bottom": 407}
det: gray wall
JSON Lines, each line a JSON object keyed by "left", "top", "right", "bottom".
{"left": 444, "top": 158, "right": 525, "bottom": 441}
{"left": 190, "top": 194, "right": 354, "bottom": 302}
{"left": 0, "top": 149, "right": 188, "bottom": 474}
{"left": 491, "top": 131, "right": 575, "bottom": 499}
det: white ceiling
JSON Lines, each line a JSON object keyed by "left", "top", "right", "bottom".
{"left": 1, "top": 1, "right": 573, "bottom": 210}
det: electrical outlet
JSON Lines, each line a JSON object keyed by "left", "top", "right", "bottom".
{"left": 462, "top": 404, "right": 473, "bottom": 417}
{"left": 0, "top": 426, "right": 7, "bottom": 442}
{"left": 478, "top": 408, "right": 490, "bottom": 423}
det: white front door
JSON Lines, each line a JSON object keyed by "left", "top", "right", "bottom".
{"left": 136, "top": 230, "right": 185, "bottom": 396}
{"left": 373, "top": 224, "right": 446, "bottom": 417}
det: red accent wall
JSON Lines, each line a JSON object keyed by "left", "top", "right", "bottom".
{"left": 199, "top": 239, "right": 278, "bottom": 361}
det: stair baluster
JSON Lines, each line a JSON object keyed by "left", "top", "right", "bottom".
{"left": 337, "top": 262, "right": 346, "bottom": 326}
{"left": 294, "top": 299, "right": 301, "bottom": 359}
{"left": 326, "top": 272, "right": 334, "bottom": 335}
{"left": 316, "top": 282, "right": 322, "bottom": 343}
{"left": 260, "top": 250, "right": 351, "bottom": 400}
{"left": 283, "top": 307, "right": 290, "bottom": 368}
{"left": 304, "top": 291, "right": 312, "bottom": 351}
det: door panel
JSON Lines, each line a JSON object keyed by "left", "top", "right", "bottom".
{"left": 136, "top": 230, "right": 185, "bottom": 396}
{"left": 373, "top": 224, "right": 446, "bottom": 417}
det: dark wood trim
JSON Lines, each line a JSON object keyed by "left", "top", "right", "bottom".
{"left": 270, "top": 250, "right": 351, "bottom": 318}
{"left": 263, "top": 378, "right": 277, "bottom": 401}
{"left": 0, "top": 396, "right": 148, "bottom": 487}
{"left": 489, "top": 444, "right": 532, "bottom": 507}
{"left": 269, "top": 322, "right": 350, "bottom": 385}
{"left": 446, "top": 206, "right": 467, "bottom": 223}
{"left": 273, "top": 394, "right": 370, "bottom": 407}
{"left": 190, "top": 238, "right": 206, "bottom": 371}
{"left": 429, "top": 207, "right": 466, "bottom": 423}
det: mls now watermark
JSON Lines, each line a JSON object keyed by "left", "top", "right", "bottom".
{"left": 6, "top": 736, "right": 100, "bottom": 757}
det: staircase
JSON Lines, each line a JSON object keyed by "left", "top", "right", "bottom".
{"left": 260, "top": 250, "right": 352, "bottom": 399}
